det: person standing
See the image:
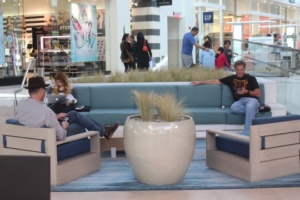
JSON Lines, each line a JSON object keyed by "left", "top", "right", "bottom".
{"left": 136, "top": 32, "right": 152, "bottom": 71}
{"left": 181, "top": 27, "right": 206, "bottom": 68}
{"left": 223, "top": 40, "right": 233, "bottom": 66}
{"left": 215, "top": 47, "right": 230, "bottom": 70}
{"left": 200, "top": 41, "right": 215, "bottom": 69}
{"left": 129, "top": 35, "right": 138, "bottom": 70}
{"left": 120, "top": 33, "right": 133, "bottom": 72}
{"left": 191, "top": 60, "right": 261, "bottom": 135}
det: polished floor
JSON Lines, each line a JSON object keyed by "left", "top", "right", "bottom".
{"left": 51, "top": 188, "right": 300, "bottom": 200}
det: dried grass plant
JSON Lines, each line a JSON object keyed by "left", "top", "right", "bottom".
{"left": 73, "top": 68, "right": 230, "bottom": 83}
{"left": 132, "top": 90, "right": 153, "bottom": 121}
{"left": 152, "top": 93, "right": 185, "bottom": 122}
{"left": 132, "top": 90, "right": 186, "bottom": 122}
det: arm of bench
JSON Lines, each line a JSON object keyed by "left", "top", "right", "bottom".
{"left": 206, "top": 129, "right": 249, "bottom": 142}
{"left": 56, "top": 131, "right": 99, "bottom": 145}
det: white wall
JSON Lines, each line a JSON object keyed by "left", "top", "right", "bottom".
{"left": 159, "top": 0, "right": 196, "bottom": 67}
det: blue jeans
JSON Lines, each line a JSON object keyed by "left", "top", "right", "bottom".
{"left": 230, "top": 97, "right": 260, "bottom": 135}
{"left": 66, "top": 111, "right": 105, "bottom": 137}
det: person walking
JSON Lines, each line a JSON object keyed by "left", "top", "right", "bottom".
{"left": 223, "top": 40, "right": 233, "bottom": 66}
{"left": 136, "top": 32, "right": 152, "bottom": 71}
{"left": 181, "top": 27, "right": 206, "bottom": 68}
{"left": 129, "top": 35, "right": 138, "bottom": 70}
{"left": 120, "top": 33, "right": 133, "bottom": 72}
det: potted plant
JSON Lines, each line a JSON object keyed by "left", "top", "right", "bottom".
{"left": 123, "top": 90, "right": 196, "bottom": 185}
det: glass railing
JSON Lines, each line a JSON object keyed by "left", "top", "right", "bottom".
{"left": 232, "top": 39, "right": 300, "bottom": 115}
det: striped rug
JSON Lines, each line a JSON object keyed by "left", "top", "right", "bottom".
{"left": 51, "top": 139, "right": 300, "bottom": 192}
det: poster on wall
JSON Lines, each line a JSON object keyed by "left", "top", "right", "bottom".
{"left": 70, "top": 3, "right": 98, "bottom": 63}
{"left": 0, "top": 5, "right": 4, "bottom": 65}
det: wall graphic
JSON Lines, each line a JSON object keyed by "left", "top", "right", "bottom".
{"left": 70, "top": 3, "right": 98, "bottom": 62}
{"left": 0, "top": 5, "right": 4, "bottom": 65}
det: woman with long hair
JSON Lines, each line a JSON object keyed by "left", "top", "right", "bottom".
{"left": 136, "top": 32, "right": 152, "bottom": 71}
{"left": 215, "top": 47, "right": 230, "bottom": 70}
{"left": 48, "top": 71, "right": 77, "bottom": 113}
{"left": 120, "top": 33, "right": 133, "bottom": 72}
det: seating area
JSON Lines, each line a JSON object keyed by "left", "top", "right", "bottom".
{"left": 0, "top": 78, "right": 291, "bottom": 186}
{"left": 0, "top": 121, "right": 100, "bottom": 186}
{"left": 206, "top": 114, "right": 300, "bottom": 182}
{"left": 71, "top": 79, "right": 285, "bottom": 151}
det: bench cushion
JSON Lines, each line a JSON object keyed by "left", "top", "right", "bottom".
{"left": 226, "top": 111, "right": 272, "bottom": 124}
{"left": 90, "top": 84, "right": 134, "bottom": 108}
{"left": 178, "top": 84, "right": 222, "bottom": 107}
{"left": 73, "top": 85, "right": 91, "bottom": 107}
{"left": 88, "top": 108, "right": 139, "bottom": 125}
{"left": 185, "top": 108, "right": 227, "bottom": 124}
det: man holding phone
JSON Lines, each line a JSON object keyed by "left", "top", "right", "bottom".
{"left": 191, "top": 60, "right": 261, "bottom": 135}
{"left": 17, "top": 77, "right": 119, "bottom": 141}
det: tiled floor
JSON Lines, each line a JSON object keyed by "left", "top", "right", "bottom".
{"left": 51, "top": 188, "right": 300, "bottom": 200}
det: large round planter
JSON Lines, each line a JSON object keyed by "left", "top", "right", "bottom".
{"left": 124, "top": 115, "right": 196, "bottom": 185}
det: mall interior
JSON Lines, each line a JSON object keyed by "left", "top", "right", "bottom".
{"left": 1, "top": 0, "right": 300, "bottom": 199}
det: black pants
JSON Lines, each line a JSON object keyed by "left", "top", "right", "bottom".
{"left": 49, "top": 102, "right": 73, "bottom": 114}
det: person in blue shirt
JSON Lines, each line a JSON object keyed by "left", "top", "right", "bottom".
{"left": 200, "top": 41, "right": 215, "bottom": 69}
{"left": 181, "top": 27, "right": 206, "bottom": 68}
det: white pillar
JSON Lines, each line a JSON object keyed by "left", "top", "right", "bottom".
{"left": 179, "top": 0, "right": 196, "bottom": 66}
{"left": 105, "top": 0, "right": 130, "bottom": 74}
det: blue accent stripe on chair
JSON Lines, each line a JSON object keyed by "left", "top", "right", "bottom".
{"left": 41, "top": 140, "right": 46, "bottom": 153}
{"left": 3, "top": 135, "right": 7, "bottom": 148}
{"left": 261, "top": 137, "right": 265, "bottom": 149}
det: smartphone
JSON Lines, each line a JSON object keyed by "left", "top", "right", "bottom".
{"left": 63, "top": 117, "right": 69, "bottom": 122}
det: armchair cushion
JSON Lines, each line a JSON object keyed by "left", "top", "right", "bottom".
{"left": 57, "top": 138, "right": 90, "bottom": 161}
{"left": 216, "top": 136, "right": 249, "bottom": 158}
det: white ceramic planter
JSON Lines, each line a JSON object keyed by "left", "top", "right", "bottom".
{"left": 124, "top": 115, "right": 196, "bottom": 185}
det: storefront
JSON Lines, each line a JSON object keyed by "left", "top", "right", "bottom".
{"left": 0, "top": 0, "right": 300, "bottom": 85}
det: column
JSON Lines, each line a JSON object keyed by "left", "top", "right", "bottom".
{"left": 105, "top": 0, "right": 131, "bottom": 74}
{"left": 131, "top": 0, "right": 161, "bottom": 63}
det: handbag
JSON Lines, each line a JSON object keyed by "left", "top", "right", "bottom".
{"left": 142, "top": 40, "right": 148, "bottom": 52}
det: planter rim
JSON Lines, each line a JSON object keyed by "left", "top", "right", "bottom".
{"left": 126, "top": 114, "right": 193, "bottom": 123}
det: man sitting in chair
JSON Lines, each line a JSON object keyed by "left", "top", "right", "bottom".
{"left": 16, "top": 77, "right": 119, "bottom": 140}
{"left": 191, "top": 60, "right": 261, "bottom": 135}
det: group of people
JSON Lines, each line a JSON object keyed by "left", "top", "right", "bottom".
{"left": 17, "top": 71, "right": 119, "bottom": 141}
{"left": 17, "top": 26, "right": 261, "bottom": 141}
{"left": 181, "top": 27, "right": 233, "bottom": 70}
{"left": 120, "top": 32, "right": 152, "bottom": 72}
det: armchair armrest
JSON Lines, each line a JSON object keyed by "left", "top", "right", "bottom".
{"left": 56, "top": 131, "right": 99, "bottom": 145}
{"left": 206, "top": 129, "right": 249, "bottom": 142}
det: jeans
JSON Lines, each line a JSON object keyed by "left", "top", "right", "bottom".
{"left": 66, "top": 111, "right": 105, "bottom": 137}
{"left": 230, "top": 97, "right": 260, "bottom": 135}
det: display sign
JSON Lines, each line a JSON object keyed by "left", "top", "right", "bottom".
{"left": 290, "top": 0, "right": 295, "bottom": 3}
{"left": 157, "top": 0, "right": 172, "bottom": 6}
{"left": 0, "top": 6, "right": 4, "bottom": 65}
{"left": 70, "top": 2, "right": 98, "bottom": 62}
{"left": 203, "top": 12, "right": 213, "bottom": 24}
